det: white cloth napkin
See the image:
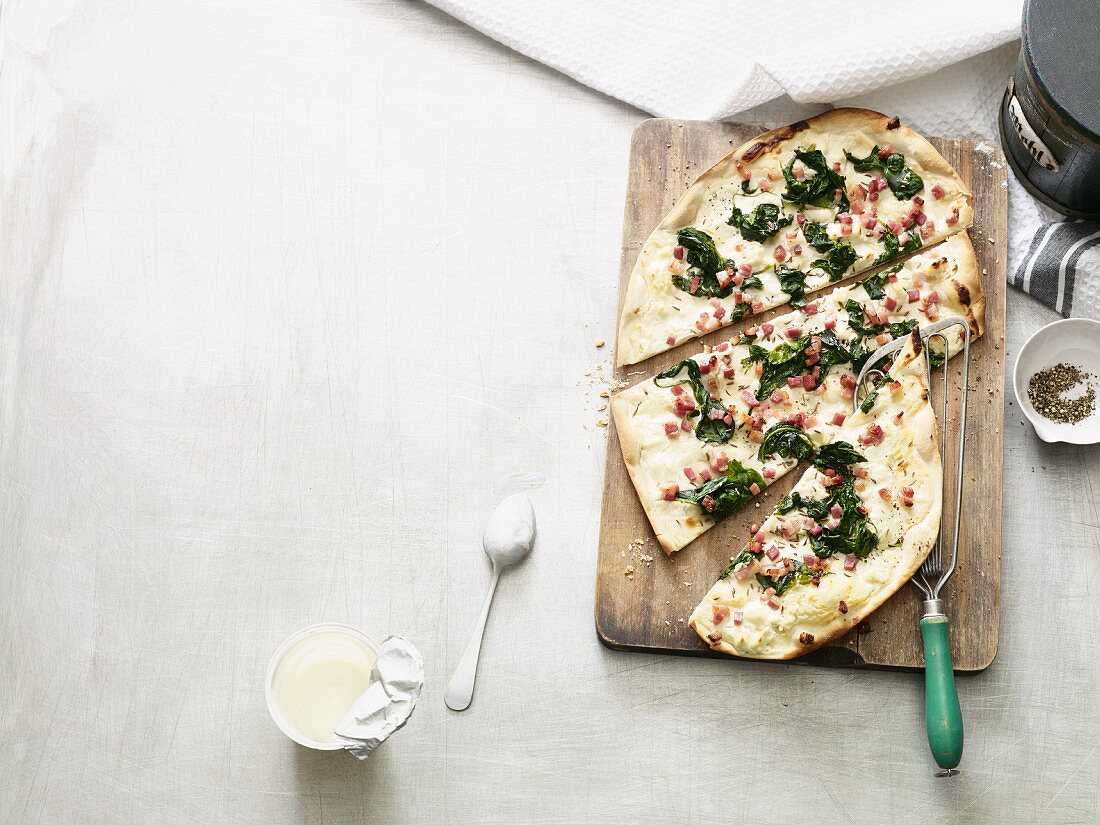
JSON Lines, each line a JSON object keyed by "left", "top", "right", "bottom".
{"left": 424, "top": 0, "right": 1024, "bottom": 120}
{"left": 426, "top": 0, "right": 1098, "bottom": 319}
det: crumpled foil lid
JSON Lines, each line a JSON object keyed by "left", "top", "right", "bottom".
{"left": 333, "top": 635, "right": 424, "bottom": 759}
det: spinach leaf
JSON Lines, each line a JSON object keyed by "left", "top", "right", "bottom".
{"left": 874, "top": 228, "right": 922, "bottom": 266}
{"left": 728, "top": 203, "right": 793, "bottom": 243}
{"left": 758, "top": 422, "right": 816, "bottom": 462}
{"left": 844, "top": 146, "right": 923, "bottom": 199}
{"left": 857, "top": 263, "right": 902, "bottom": 300}
{"left": 718, "top": 548, "right": 761, "bottom": 580}
{"left": 675, "top": 459, "right": 765, "bottom": 522}
{"left": 677, "top": 226, "right": 726, "bottom": 273}
{"left": 812, "top": 441, "right": 866, "bottom": 475}
{"left": 809, "top": 240, "right": 857, "bottom": 282}
{"left": 673, "top": 227, "right": 739, "bottom": 298}
{"left": 843, "top": 299, "right": 919, "bottom": 340}
{"left": 742, "top": 338, "right": 810, "bottom": 399}
{"left": 800, "top": 222, "right": 858, "bottom": 280}
{"left": 654, "top": 359, "right": 735, "bottom": 444}
{"left": 741, "top": 179, "right": 757, "bottom": 195}
{"left": 742, "top": 328, "right": 854, "bottom": 400}
{"left": 740, "top": 273, "right": 764, "bottom": 291}
{"left": 809, "top": 483, "right": 878, "bottom": 560}
{"left": 929, "top": 347, "right": 946, "bottom": 370}
{"left": 802, "top": 221, "right": 833, "bottom": 253}
{"left": 859, "top": 382, "right": 881, "bottom": 413}
{"left": 778, "top": 477, "right": 878, "bottom": 561}
{"left": 775, "top": 265, "right": 808, "bottom": 307}
{"left": 814, "top": 328, "right": 857, "bottom": 372}
{"left": 781, "top": 148, "right": 849, "bottom": 211}
{"left": 756, "top": 561, "right": 817, "bottom": 596}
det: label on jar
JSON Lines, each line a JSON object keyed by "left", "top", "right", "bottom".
{"left": 1007, "top": 93, "right": 1060, "bottom": 172}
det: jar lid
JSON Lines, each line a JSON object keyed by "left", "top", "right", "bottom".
{"left": 1024, "top": 0, "right": 1100, "bottom": 140}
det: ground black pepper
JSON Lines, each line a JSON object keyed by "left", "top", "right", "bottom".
{"left": 1027, "top": 363, "right": 1096, "bottom": 424}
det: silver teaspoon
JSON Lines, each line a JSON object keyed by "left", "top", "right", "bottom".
{"left": 444, "top": 492, "right": 536, "bottom": 711}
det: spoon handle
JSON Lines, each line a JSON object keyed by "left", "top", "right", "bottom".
{"left": 444, "top": 564, "right": 501, "bottom": 711}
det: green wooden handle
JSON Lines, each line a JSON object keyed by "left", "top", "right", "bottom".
{"left": 920, "top": 614, "right": 963, "bottom": 771}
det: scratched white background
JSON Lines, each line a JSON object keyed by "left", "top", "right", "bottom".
{"left": 2, "top": 1, "right": 1099, "bottom": 823}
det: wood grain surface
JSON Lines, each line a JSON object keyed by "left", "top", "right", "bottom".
{"left": 596, "top": 118, "right": 1007, "bottom": 671}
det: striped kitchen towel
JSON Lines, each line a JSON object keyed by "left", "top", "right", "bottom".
{"left": 1012, "top": 221, "right": 1100, "bottom": 320}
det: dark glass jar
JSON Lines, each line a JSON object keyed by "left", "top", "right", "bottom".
{"left": 999, "top": 0, "right": 1100, "bottom": 219}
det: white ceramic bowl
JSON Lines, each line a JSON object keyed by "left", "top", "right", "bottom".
{"left": 265, "top": 622, "right": 379, "bottom": 750}
{"left": 1012, "top": 318, "right": 1100, "bottom": 444}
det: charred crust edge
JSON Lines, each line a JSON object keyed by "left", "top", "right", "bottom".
{"left": 910, "top": 330, "right": 924, "bottom": 356}
{"left": 886, "top": 116, "right": 901, "bottom": 130}
{"left": 742, "top": 120, "right": 811, "bottom": 162}
{"left": 954, "top": 282, "right": 972, "bottom": 306}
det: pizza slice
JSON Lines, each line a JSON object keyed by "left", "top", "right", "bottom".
{"left": 610, "top": 234, "right": 980, "bottom": 554}
{"left": 688, "top": 331, "right": 940, "bottom": 659}
{"left": 616, "top": 108, "right": 974, "bottom": 366}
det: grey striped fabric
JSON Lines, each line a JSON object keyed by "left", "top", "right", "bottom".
{"left": 1012, "top": 220, "right": 1100, "bottom": 319}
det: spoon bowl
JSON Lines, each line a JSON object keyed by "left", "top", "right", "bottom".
{"left": 482, "top": 493, "right": 537, "bottom": 567}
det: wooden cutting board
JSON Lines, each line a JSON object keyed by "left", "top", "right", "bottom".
{"left": 595, "top": 119, "right": 1006, "bottom": 671}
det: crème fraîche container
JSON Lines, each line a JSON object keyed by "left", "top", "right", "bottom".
{"left": 265, "top": 623, "right": 379, "bottom": 750}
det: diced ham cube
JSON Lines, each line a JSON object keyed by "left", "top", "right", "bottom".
{"left": 712, "top": 605, "right": 730, "bottom": 624}
{"left": 884, "top": 295, "right": 897, "bottom": 311}
{"left": 766, "top": 545, "right": 780, "bottom": 561}
{"left": 844, "top": 555, "right": 858, "bottom": 571}
{"left": 931, "top": 183, "right": 945, "bottom": 199}
{"left": 673, "top": 245, "right": 685, "bottom": 260}
{"left": 907, "top": 288, "right": 920, "bottom": 303}
{"left": 761, "top": 323, "right": 774, "bottom": 335}
{"left": 683, "top": 467, "right": 698, "bottom": 482}
{"left": 660, "top": 483, "right": 679, "bottom": 501}
{"left": 749, "top": 482, "right": 761, "bottom": 495}
{"left": 664, "top": 422, "right": 680, "bottom": 438}
{"left": 831, "top": 412, "right": 846, "bottom": 426}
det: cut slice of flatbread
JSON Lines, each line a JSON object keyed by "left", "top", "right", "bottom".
{"left": 617, "top": 108, "right": 974, "bottom": 366}
{"left": 689, "top": 331, "right": 940, "bottom": 660}
{"left": 610, "top": 234, "right": 979, "bottom": 555}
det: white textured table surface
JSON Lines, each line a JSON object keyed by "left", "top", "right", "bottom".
{"left": 2, "top": 2, "right": 1099, "bottom": 823}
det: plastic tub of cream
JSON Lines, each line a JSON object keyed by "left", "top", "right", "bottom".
{"left": 265, "top": 623, "right": 379, "bottom": 750}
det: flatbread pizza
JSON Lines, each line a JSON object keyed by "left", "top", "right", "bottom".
{"left": 610, "top": 234, "right": 980, "bottom": 554}
{"left": 617, "top": 108, "right": 974, "bottom": 366}
{"left": 689, "top": 331, "right": 940, "bottom": 659}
